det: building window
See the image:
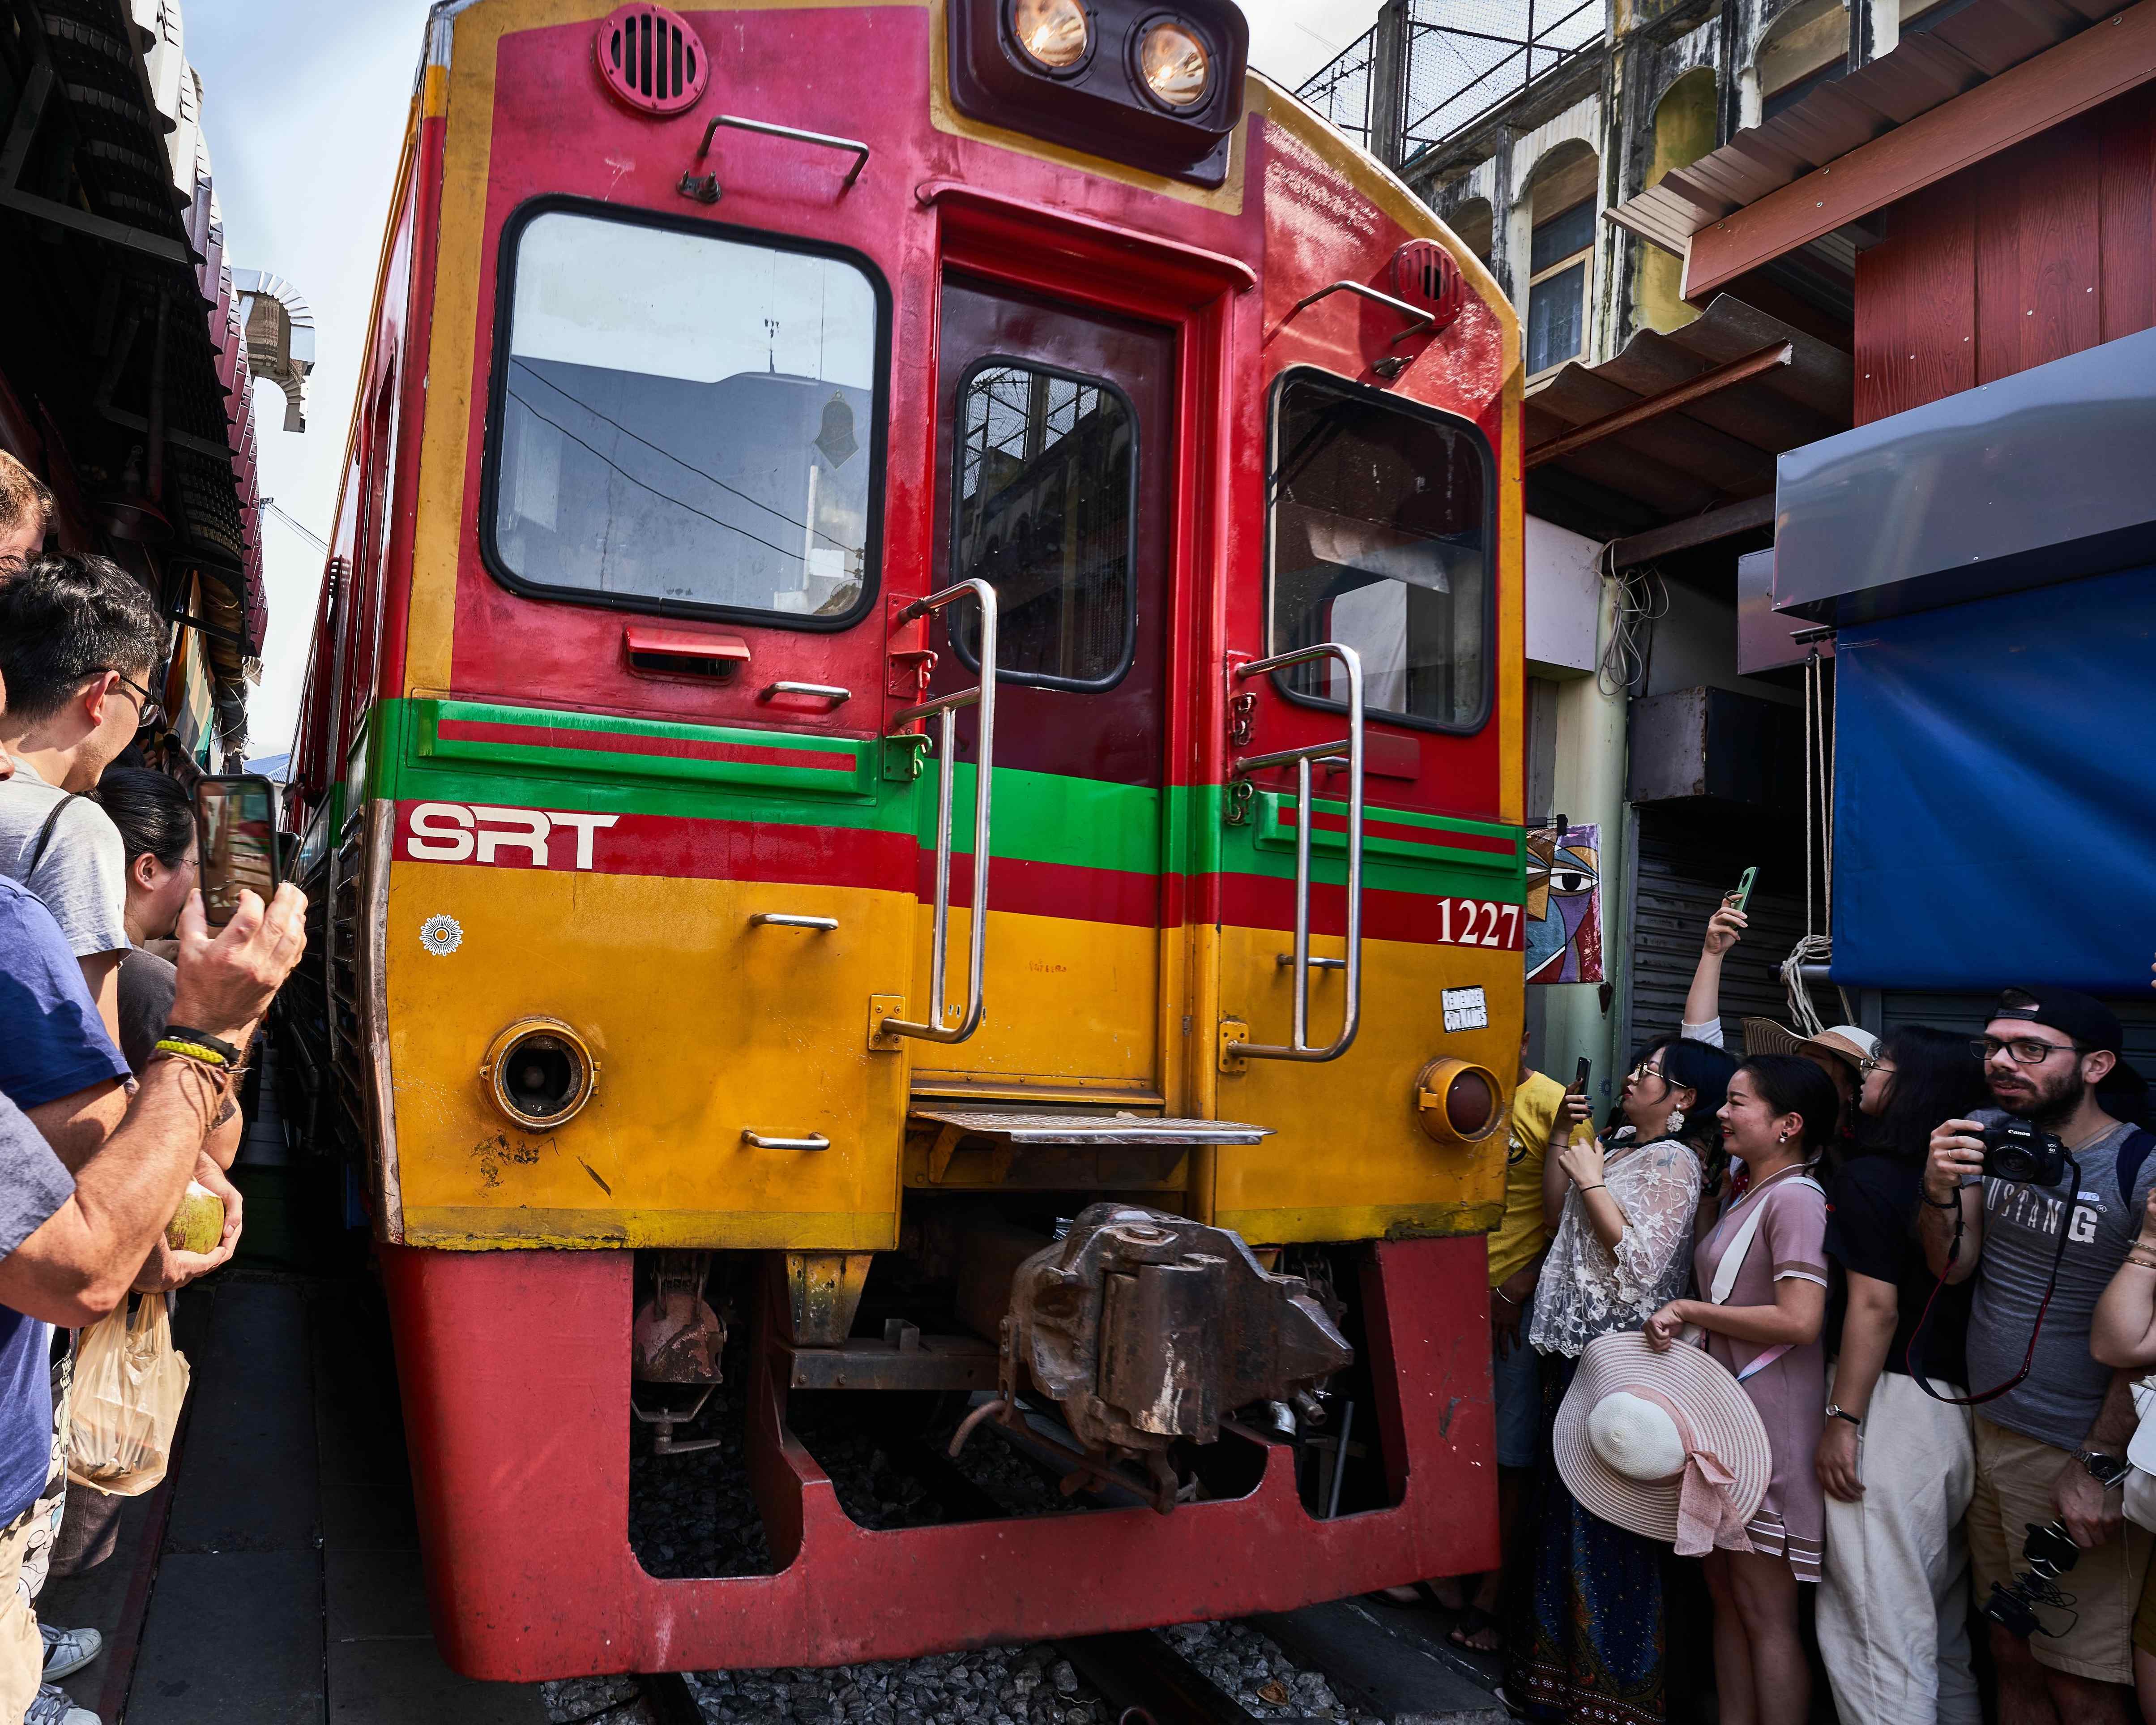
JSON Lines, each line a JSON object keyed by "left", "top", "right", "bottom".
{"left": 486, "top": 205, "right": 884, "bottom": 626}
{"left": 1758, "top": 0, "right": 1851, "bottom": 120}
{"left": 949, "top": 360, "right": 1137, "bottom": 689}
{"left": 1526, "top": 196, "right": 1595, "bottom": 375}
{"left": 1267, "top": 370, "right": 1492, "bottom": 733}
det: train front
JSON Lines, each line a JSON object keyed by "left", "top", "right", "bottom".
{"left": 332, "top": 0, "right": 1524, "bottom": 1679}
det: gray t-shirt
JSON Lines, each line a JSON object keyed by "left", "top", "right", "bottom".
{"left": 0, "top": 758, "right": 130, "bottom": 958}
{"left": 116, "top": 947, "right": 177, "bottom": 1076}
{"left": 1964, "top": 1109, "right": 2152, "bottom": 1450}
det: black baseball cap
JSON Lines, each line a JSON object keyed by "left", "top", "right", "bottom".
{"left": 1993, "top": 986, "right": 2123, "bottom": 1053}
{"left": 1995, "top": 986, "right": 2147, "bottom": 1125}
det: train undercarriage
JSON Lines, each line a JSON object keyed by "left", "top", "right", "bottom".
{"left": 382, "top": 1220, "right": 1491, "bottom": 1680}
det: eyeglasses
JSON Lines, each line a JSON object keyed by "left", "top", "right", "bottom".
{"left": 1972, "top": 1036, "right": 2083, "bottom": 1067}
{"left": 1857, "top": 1057, "right": 1896, "bottom": 1077}
{"left": 1628, "top": 1062, "right": 1667, "bottom": 1085}
{"left": 94, "top": 667, "right": 164, "bottom": 733}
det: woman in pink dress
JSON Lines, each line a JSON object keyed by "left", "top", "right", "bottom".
{"left": 1643, "top": 1054, "right": 1840, "bottom": 1725}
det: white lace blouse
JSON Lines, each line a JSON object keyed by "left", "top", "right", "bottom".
{"left": 1528, "top": 1134, "right": 1703, "bottom": 1358}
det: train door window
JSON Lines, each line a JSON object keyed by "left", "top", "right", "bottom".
{"left": 1267, "top": 370, "right": 1491, "bottom": 733}
{"left": 949, "top": 360, "right": 1137, "bottom": 687}
{"left": 483, "top": 204, "right": 886, "bottom": 627}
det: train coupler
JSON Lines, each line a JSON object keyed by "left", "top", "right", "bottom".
{"left": 968, "top": 1204, "right": 1351, "bottom": 1509}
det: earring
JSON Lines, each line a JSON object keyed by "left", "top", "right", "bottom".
{"left": 1666, "top": 1107, "right": 1686, "bottom": 1134}
{"left": 1777, "top": 1131, "right": 1789, "bottom": 1144}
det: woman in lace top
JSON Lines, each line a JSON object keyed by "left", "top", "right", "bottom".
{"left": 1507, "top": 1034, "right": 1737, "bottom": 1725}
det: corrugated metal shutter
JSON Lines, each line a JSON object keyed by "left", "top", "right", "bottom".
{"left": 1880, "top": 993, "right": 2156, "bottom": 1073}
{"left": 1629, "top": 807, "right": 1826, "bottom": 1053}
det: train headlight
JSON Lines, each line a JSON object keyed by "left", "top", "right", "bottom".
{"left": 1010, "top": 0, "right": 1089, "bottom": 70}
{"left": 481, "top": 1018, "right": 599, "bottom": 1130}
{"left": 1414, "top": 1057, "right": 1503, "bottom": 1147}
{"left": 1136, "top": 18, "right": 1210, "bottom": 110}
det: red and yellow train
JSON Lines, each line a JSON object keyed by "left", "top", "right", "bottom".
{"left": 282, "top": 0, "right": 1526, "bottom": 1679}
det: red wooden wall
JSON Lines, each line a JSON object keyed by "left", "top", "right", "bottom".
{"left": 1853, "top": 90, "right": 2156, "bottom": 424}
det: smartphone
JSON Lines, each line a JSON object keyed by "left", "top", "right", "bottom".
{"left": 1729, "top": 865, "right": 1758, "bottom": 914}
{"left": 196, "top": 775, "right": 281, "bottom": 926}
{"left": 1570, "top": 1057, "right": 1592, "bottom": 1095}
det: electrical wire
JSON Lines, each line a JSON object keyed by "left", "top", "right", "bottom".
{"left": 1595, "top": 544, "right": 1667, "bottom": 698}
{"left": 509, "top": 359, "right": 860, "bottom": 554}
{"left": 262, "top": 499, "right": 329, "bottom": 555}
{"left": 505, "top": 390, "right": 808, "bottom": 565}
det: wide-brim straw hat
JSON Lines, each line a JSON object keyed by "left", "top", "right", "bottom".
{"left": 1741, "top": 1017, "right": 1876, "bottom": 1074}
{"left": 1555, "top": 1331, "right": 1771, "bottom": 1553}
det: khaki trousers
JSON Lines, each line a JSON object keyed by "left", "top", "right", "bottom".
{"left": 1816, "top": 1369, "right": 1982, "bottom": 1725}
{"left": 0, "top": 1500, "right": 44, "bottom": 1724}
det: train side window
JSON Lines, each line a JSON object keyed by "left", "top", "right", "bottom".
{"left": 949, "top": 360, "right": 1136, "bottom": 689}
{"left": 483, "top": 204, "right": 885, "bottom": 628}
{"left": 1266, "top": 370, "right": 1492, "bottom": 734}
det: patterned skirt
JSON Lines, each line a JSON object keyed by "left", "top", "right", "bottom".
{"left": 1505, "top": 1349, "right": 1667, "bottom": 1725}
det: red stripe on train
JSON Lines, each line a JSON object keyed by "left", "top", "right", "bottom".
{"left": 434, "top": 719, "right": 858, "bottom": 773}
{"left": 1277, "top": 806, "right": 1519, "bottom": 857}
{"left": 390, "top": 804, "right": 1517, "bottom": 946}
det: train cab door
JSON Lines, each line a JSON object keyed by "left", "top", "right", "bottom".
{"left": 904, "top": 277, "right": 1183, "bottom": 1121}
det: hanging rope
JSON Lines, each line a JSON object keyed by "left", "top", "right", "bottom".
{"left": 1784, "top": 646, "right": 1843, "bottom": 1034}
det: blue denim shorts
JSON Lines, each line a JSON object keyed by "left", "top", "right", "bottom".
{"left": 1492, "top": 1288, "right": 1539, "bottom": 1471}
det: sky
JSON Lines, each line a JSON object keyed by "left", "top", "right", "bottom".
{"left": 186, "top": 0, "right": 1382, "bottom": 760}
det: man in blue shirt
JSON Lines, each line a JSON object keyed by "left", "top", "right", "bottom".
{"left": 0, "top": 661, "right": 308, "bottom": 1724}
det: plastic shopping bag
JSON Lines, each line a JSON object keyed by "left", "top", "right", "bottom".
{"left": 66, "top": 1295, "right": 191, "bottom": 1496}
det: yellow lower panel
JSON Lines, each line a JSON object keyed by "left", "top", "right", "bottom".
{"left": 383, "top": 862, "right": 911, "bottom": 1247}
{"left": 1203, "top": 926, "right": 1518, "bottom": 1243}
{"left": 908, "top": 904, "right": 1164, "bottom": 1090}
{"left": 1213, "top": 1200, "right": 1503, "bottom": 1244}
{"left": 401, "top": 1207, "right": 897, "bottom": 1251}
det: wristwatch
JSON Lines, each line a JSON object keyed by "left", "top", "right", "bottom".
{"left": 1824, "top": 1404, "right": 1861, "bottom": 1427}
{"left": 2075, "top": 1449, "right": 2132, "bottom": 1489}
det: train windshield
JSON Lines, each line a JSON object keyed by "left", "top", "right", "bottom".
{"left": 487, "top": 209, "right": 881, "bottom": 623}
{"left": 950, "top": 360, "right": 1136, "bottom": 687}
{"left": 1267, "top": 372, "right": 1490, "bottom": 732}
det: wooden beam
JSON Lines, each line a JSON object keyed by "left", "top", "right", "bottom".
{"left": 1525, "top": 342, "right": 1793, "bottom": 470}
{"left": 1683, "top": 0, "right": 2156, "bottom": 300}
{"left": 1609, "top": 493, "right": 1776, "bottom": 567}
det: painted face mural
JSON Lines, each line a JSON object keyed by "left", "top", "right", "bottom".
{"left": 1525, "top": 824, "right": 1601, "bottom": 984}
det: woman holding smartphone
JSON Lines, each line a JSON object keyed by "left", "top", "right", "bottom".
{"left": 1645, "top": 1056, "right": 1839, "bottom": 1725}
{"left": 1505, "top": 1033, "right": 1734, "bottom": 1725}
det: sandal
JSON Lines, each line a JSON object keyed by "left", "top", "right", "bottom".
{"left": 1448, "top": 1605, "right": 1504, "bottom": 1654}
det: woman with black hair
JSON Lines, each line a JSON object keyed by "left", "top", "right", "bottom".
{"left": 1647, "top": 1054, "right": 1840, "bottom": 1725}
{"left": 89, "top": 767, "right": 194, "bottom": 948}
{"left": 1506, "top": 1033, "right": 1737, "bottom": 1725}
{"left": 1812, "top": 1026, "right": 1987, "bottom": 1725}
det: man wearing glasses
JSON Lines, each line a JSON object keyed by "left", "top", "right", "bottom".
{"left": 1923, "top": 988, "right": 2152, "bottom": 1725}
{"left": 0, "top": 556, "right": 167, "bottom": 1045}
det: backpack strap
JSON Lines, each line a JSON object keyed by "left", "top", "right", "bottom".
{"left": 20, "top": 792, "right": 81, "bottom": 883}
{"left": 2118, "top": 1128, "right": 2156, "bottom": 1211}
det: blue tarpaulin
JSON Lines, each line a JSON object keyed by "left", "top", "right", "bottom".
{"left": 1832, "top": 567, "right": 2156, "bottom": 994}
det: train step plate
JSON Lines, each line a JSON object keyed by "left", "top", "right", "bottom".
{"left": 908, "top": 1109, "right": 1273, "bottom": 1147}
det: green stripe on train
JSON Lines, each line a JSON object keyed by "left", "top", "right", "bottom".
{"left": 361, "top": 699, "right": 1522, "bottom": 901}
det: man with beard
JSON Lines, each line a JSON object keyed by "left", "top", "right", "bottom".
{"left": 1924, "top": 988, "right": 2153, "bottom": 1725}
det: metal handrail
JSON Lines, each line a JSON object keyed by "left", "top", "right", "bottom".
{"left": 879, "top": 579, "right": 998, "bottom": 1044}
{"left": 1227, "top": 644, "right": 1365, "bottom": 1063}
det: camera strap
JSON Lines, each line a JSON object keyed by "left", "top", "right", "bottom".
{"left": 1909, "top": 1154, "right": 2080, "bottom": 1407}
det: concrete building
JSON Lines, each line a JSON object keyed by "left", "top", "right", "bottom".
{"left": 1298, "top": 0, "right": 2156, "bottom": 1076}
{"left": 0, "top": 0, "right": 311, "bottom": 768}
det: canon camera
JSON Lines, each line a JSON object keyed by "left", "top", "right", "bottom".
{"left": 1981, "top": 1119, "right": 2070, "bottom": 1186}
